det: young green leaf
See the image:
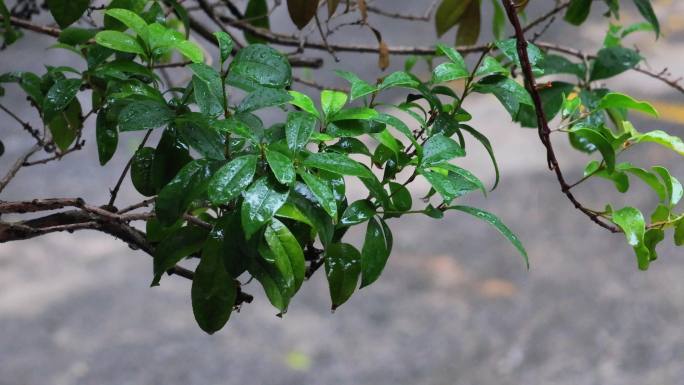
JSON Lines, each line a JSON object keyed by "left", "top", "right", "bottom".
{"left": 652, "top": 166, "right": 683, "bottom": 207}
{"left": 432, "top": 62, "right": 469, "bottom": 84}
{"left": 329, "top": 107, "right": 379, "bottom": 122}
{"left": 421, "top": 134, "right": 465, "bottom": 167}
{"left": 334, "top": 70, "right": 376, "bottom": 100}
{"left": 612, "top": 206, "right": 650, "bottom": 270}
{"left": 288, "top": 90, "right": 320, "bottom": 118}
{"left": 634, "top": 130, "right": 684, "bottom": 156}
{"left": 435, "top": 0, "right": 472, "bottom": 36}
{"left": 105, "top": 9, "right": 148, "bottom": 37}
{"left": 598, "top": 93, "right": 659, "bottom": 117}
{"left": 321, "top": 90, "right": 348, "bottom": 118}
{"left": 213, "top": 31, "right": 234, "bottom": 63}
{"left": 95, "top": 31, "right": 146, "bottom": 55}
{"left": 633, "top": 0, "right": 660, "bottom": 37}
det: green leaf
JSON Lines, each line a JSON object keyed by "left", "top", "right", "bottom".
{"left": 241, "top": 177, "right": 290, "bottom": 238}
{"left": 152, "top": 224, "right": 209, "bottom": 286}
{"left": 460, "top": 125, "right": 500, "bottom": 190}
{"left": 571, "top": 127, "right": 616, "bottom": 173}
{"left": 652, "top": 166, "right": 683, "bottom": 207}
{"left": 539, "top": 55, "right": 585, "bottom": 78}
{"left": 95, "top": 31, "right": 146, "bottom": 55}
{"left": 288, "top": 90, "right": 320, "bottom": 118}
{"left": 249, "top": 246, "right": 291, "bottom": 311}
{"left": 299, "top": 171, "right": 338, "bottom": 220}
{"left": 378, "top": 71, "right": 420, "bottom": 90}
{"left": 192, "top": 232, "right": 237, "bottom": 334}
{"left": 633, "top": 0, "right": 660, "bottom": 37}
{"left": 58, "top": 27, "right": 97, "bottom": 45}
{"left": 176, "top": 115, "right": 226, "bottom": 160}
{"left": 48, "top": 100, "right": 82, "bottom": 152}
{"left": 435, "top": 0, "right": 472, "bottom": 36}
{"left": 155, "top": 159, "right": 217, "bottom": 225}
{"left": 329, "top": 107, "right": 379, "bottom": 122}
{"left": 448, "top": 205, "right": 529, "bottom": 268}
{"left": 474, "top": 56, "right": 509, "bottom": 78}
{"left": 229, "top": 44, "right": 292, "bottom": 89}
{"left": 118, "top": 99, "right": 173, "bottom": 131}
{"left": 321, "top": 90, "right": 348, "bottom": 118}
{"left": 43, "top": 78, "right": 81, "bottom": 121}
{"left": 495, "top": 39, "right": 544, "bottom": 70}
{"left": 421, "top": 134, "right": 465, "bottom": 167}
{"left": 674, "top": 219, "right": 684, "bottom": 246}
{"left": 388, "top": 182, "right": 412, "bottom": 213}
{"left": 455, "top": 0, "right": 480, "bottom": 45}
{"left": 634, "top": 130, "right": 684, "bottom": 156}
{"left": 360, "top": 217, "right": 393, "bottom": 288}
{"left": 612, "top": 207, "right": 650, "bottom": 270}
{"left": 616, "top": 163, "right": 667, "bottom": 202}
{"left": 516, "top": 82, "right": 575, "bottom": 128}
{"left": 473, "top": 75, "right": 533, "bottom": 119}
{"left": 151, "top": 127, "right": 192, "bottom": 190}
{"left": 334, "top": 70, "right": 376, "bottom": 100}
{"left": 190, "top": 63, "right": 224, "bottom": 117}
{"left": 490, "top": 0, "right": 505, "bottom": 39}
{"left": 46, "top": 0, "right": 89, "bottom": 28}
{"left": 243, "top": 0, "right": 270, "bottom": 44}
{"left": 130, "top": 147, "right": 157, "bottom": 196}
{"left": 286, "top": 0, "right": 319, "bottom": 29}
{"left": 325, "top": 243, "right": 362, "bottom": 309}
{"left": 420, "top": 167, "right": 480, "bottom": 203}
{"left": 238, "top": 87, "right": 292, "bottom": 113}
{"left": 644, "top": 228, "right": 665, "bottom": 261}
{"left": 214, "top": 31, "right": 234, "bottom": 63}
{"left": 264, "top": 218, "right": 306, "bottom": 292}
{"left": 105, "top": 8, "right": 148, "bottom": 37}
{"left": 208, "top": 155, "right": 258, "bottom": 205}
{"left": 436, "top": 43, "right": 466, "bottom": 69}
{"left": 598, "top": 93, "right": 658, "bottom": 117}
{"left": 564, "top": 0, "right": 592, "bottom": 25}
{"left": 590, "top": 46, "right": 641, "bottom": 81}
{"left": 340, "top": 199, "right": 375, "bottom": 226}
{"left": 303, "top": 152, "right": 373, "bottom": 179}
{"left": 285, "top": 111, "right": 317, "bottom": 152}
{"left": 432, "top": 62, "right": 469, "bottom": 84}
{"left": 175, "top": 40, "right": 204, "bottom": 63}
{"left": 265, "top": 149, "right": 295, "bottom": 185}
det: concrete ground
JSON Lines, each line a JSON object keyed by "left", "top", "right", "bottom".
{"left": 2, "top": 1, "right": 684, "bottom": 384}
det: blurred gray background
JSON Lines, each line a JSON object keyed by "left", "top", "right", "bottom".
{"left": 2, "top": 1, "right": 684, "bottom": 384}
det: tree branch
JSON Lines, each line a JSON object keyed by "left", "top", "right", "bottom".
{"left": 501, "top": 0, "right": 619, "bottom": 233}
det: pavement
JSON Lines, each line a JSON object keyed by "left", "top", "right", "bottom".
{"left": 2, "top": 1, "right": 684, "bottom": 385}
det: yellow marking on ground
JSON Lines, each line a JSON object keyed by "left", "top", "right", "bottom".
{"left": 647, "top": 100, "right": 684, "bottom": 125}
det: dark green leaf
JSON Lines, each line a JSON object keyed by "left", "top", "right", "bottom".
{"left": 325, "top": 243, "right": 361, "bottom": 309}
{"left": 229, "top": 44, "right": 292, "bottom": 89}
{"left": 118, "top": 99, "right": 173, "bottom": 131}
{"left": 571, "top": 127, "right": 616, "bottom": 172}
{"left": 155, "top": 159, "right": 218, "bottom": 225}
{"left": 190, "top": 63, "right": 224, "bottom": 117}
{"left": 214, "top": 31, "right": 234, "bottom": 63}
{"left": 46, "top": 0, "right": 90, "bottom": 28}
{"left": 176, "top": 114, "right": 226, "bottom": 160}
{"left": 340, "top": 199, "right": 375, "bottom": 226}
{"left": 43, "top": 78, "right": 81, "bottom": 121}
{"left": 48, "top": 100, "right": 82, "bottom": 152}
{"left": 208, "top": 155, "right": 258, "bottom": 204}
{"left": 420, "top": 167, "right": 480, "bottom": 203}
{"left": 285, "top": 111, "right": 317, "bottom": 152}
{"left": 473, "top": 75, "right": 533, "bottom": 118}
{"left": 633, "top": 0, "right": 660, "bottom": 37}
{"left": 151, "top": 128, "right": 192, "bottom": 190}
{"left": 192, "top": 232, "right": 237, "bottom": 334}
{"left": 238, "top": 86, "right": 292, "bottom": 113}
{"left": 460, "top": 125, "right": 500, "bottom": 190}
{"left": 435, "top": 0, "right": 472, "bottom": 36}
{"left": 590, "top": 46, "right": 641, "bottom": 81}
{"left": 303, "top": 152, "right": 373, "bottom": 179}
{"left": 674, "top": 219, "right": 684, "bottom": 246}
{"left": 59, "top": 27, "right": 97, "bottom": 45}
{"left": 360, "top": 217, "right": 392, "bottom": 288}
{"left": 564, "top": 0, "right": 592, "bottom": 25}
{"left": 243, "top": 0, "right": 270, "bottom": 44}
{"left": 241, "top": 177, "right": 290, "bottom": 238}
{"left": 131, "top": 147, "right": 157, "bottom": 196}
{"left": 152, "top": 224, "right": 209, "bottom": 286}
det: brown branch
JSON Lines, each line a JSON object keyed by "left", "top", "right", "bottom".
{"left": 0, "top": 144, "right": 41, "bottom": 194}
{"left": 501, "top": 0, "right": 619, "bottom": 233}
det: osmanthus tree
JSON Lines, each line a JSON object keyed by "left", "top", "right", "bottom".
{"left": 0, "top": 0, "right": 683, "bottom": 333}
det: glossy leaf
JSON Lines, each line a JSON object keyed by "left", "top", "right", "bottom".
{"left": 421, "top": 134, "right": 465, "bottom": 167}
{"left": 448, "top": 205, "right": 529, "bottom": 268}
{"left": 590, "top": 46, "right": 641, "bottom": 81}
{"left": 571, "top": 128, "right": 616, "bottom": 172}
{"left": 420, "top": 168, "right": 480, "bottom": 203}
{"left": 325, "top": 243, "right": 361, "bottom": 309}
{"left": 48, "top": 100, "right": 81, "bottom": 152}
{"left": 43, "top": 78, "right": 81, "bottom": 120}
{"left": 105, "top": 8, "right": 148, "bottom": 37}
{"left": 321, "top": 90, "right": 348, "bottom": 118}
{"left": 264, "top": 218, "right": 306, "bottom": 292}
{"left": 241, "top": 177, "right": 290, "bottom": 238}
{"left": 265, "top": 149, "right": 296, "bottom": 185}
{"left": 299, "top": 171, "right": 338, "bottom": 220}
{"left": 340, "top": 199, "right": 375, "bottom": 226}
{"left": 612, "top": 207, "right": 650, "bottom": 270}
{"left": 652, "top": 166, "right": 683, "bottom": 207}
{"left": 238, "top": 87, "right": 292, "bottom": 113}
{"left": 473, "top": 75, "right": 533, "bottom": 118}
{"left": 360, "top": 217, "right": 392, "bottom": 288}
{"left": 288, "top": 90, "right": 320, "bottom": 118}
{"left": 303, "top": 152, "right": 374, "bottom": 179}
{"left": 329, "top": 107, "right": 379, "bottom": 122}
{"left": 229, "top": 44, "right": 292, "bottom": 89}
{"left": 95, "top": 31, "right": 145, "bottom": 55}
{"left": 192, "top": 233, "right": 237, "bottom": 334}
{"left": 131, "top": 147, "right": 157, "bottom": 196}
{"left": 214, "top": 31, "right": 234, "bottom": 64}
{"left": 190, "top": 63, "right": 224, "bottom": 117}
{"left": 152, "top": 224, "right": 209, "bottom": 286}
{"left": 118, "top": 100, "right": 173, "bottom": 131}
{"left": 634, "top": 130, "right": 684, "bottom": 156}
{"left": 285, "top": 111, "right": 317, "bottom": 152}
{"left": 633, "top": 0, "right": 660, "bottom": 37}
{"left": 176, "top": 114, "right": 226, "bottom": 160}
{"left": 208, "top": 155, "right": 258, "bottom": 205}
{"left": 598, "top": 93, "right": 658, "bottom": 117}
{"left": 460, "top": 125, "right": 500, "bottom": 190}
{"left": 432, "top": 62, "right": 469, "bottom": 84}
{"left": 155, "top": 160, "right": 217, "bottom": 225}
{"left": 334, "top": 70, "right": 376, "bottom": 100}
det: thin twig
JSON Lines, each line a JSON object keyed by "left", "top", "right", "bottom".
{"left": 108, "top": 129, "right": 153, "bottom": 207}
{"left": 0, "top": 144, "right": 41, "bottom": 194}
